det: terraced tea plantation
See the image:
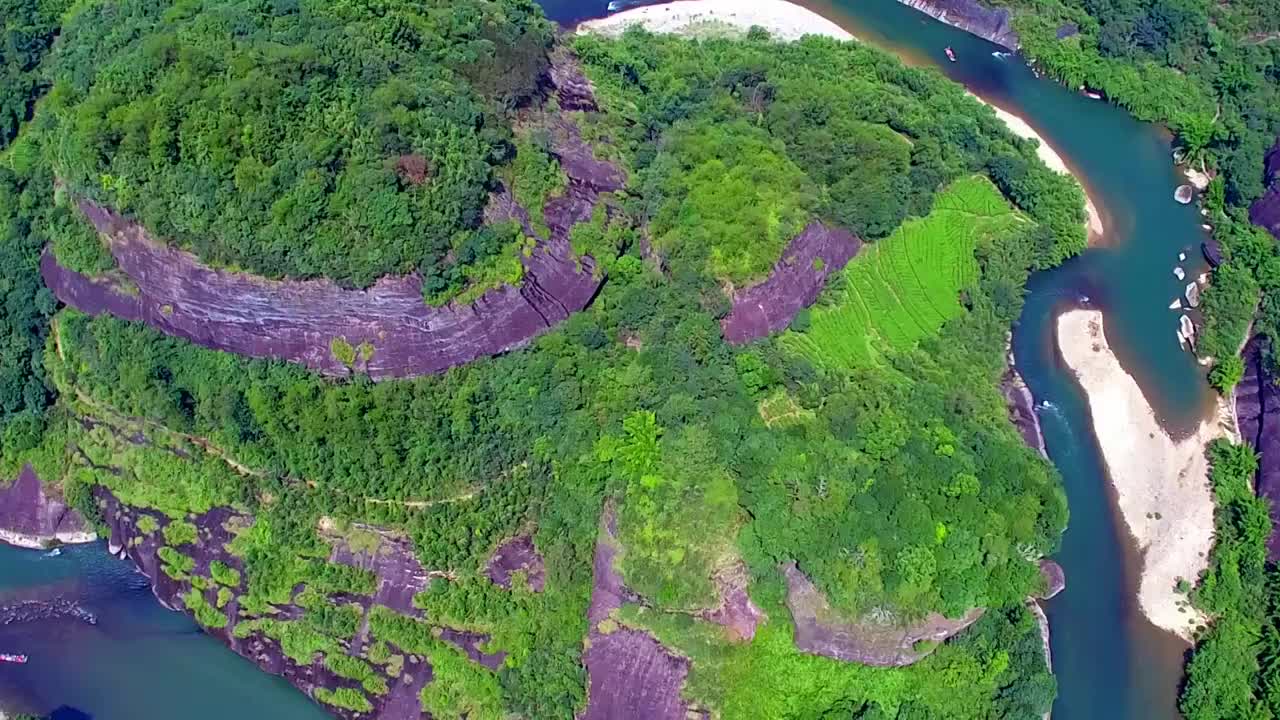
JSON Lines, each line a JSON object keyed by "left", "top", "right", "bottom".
{"left": 784, "top": 176, "right": 1024, "bottom": 370}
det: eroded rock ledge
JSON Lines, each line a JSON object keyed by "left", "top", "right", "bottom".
{"left": 41, "top": 51, "right": 621, "bottom": 381}
{"left": 721, "top": 222, "right": 861, "bottom": 344}
{"left": 783, "top": 562, "right": 983, "bottom": 666}
{"left": 97, "top": 489, "right": 514, "bottom": 719}
{"left": 895, "top": 0, "right": 1020, "bottom": 50}
{"left": 0, "top": 465, "right": 94, "bottom": 549}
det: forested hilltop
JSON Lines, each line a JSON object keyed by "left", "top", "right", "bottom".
{"left": 973, "top": 0, "right": 1280, "bottom": 715}
{"left": 2, "top": 0, "right": 1086, "bottom": 717}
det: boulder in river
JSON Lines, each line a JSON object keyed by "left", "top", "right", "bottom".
{"left": 1174, "top": 185, "right": 1195, "bottom": 204}
{"left": 1173, "top": 266, "right": 1185, "bottom": 280}
{"left": 1185, "top": 281, "right": 1201, "bottom": 308}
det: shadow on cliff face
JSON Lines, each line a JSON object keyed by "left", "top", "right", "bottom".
{"left": 1236, "top": 334, "right": 1280, "bottom": 558}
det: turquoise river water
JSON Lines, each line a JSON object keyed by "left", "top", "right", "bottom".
{"left": 0, "top": 1, "right": 1215, "bottom": 718}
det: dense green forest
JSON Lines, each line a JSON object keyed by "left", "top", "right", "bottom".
{"left": 0, "top": 0, "right": 1098, "bottom": 717}
{"left": 23, "top": 0, "right": 555, "bottom": 287}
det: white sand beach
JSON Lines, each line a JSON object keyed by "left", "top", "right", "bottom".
{"left": 579, "top": 0, "right": 854, "bottom": 41}
{"left": 580, "top": 0, "right": 1104, "bottom": 243}
{"left": 986, "top": 104, "right": 1106, "bottom": 243}
{"left": 1058, "top": 309, "right": 1235, "bottom": 641}
{"left": 0, "top": 528, "right": 96, "bottom": 550}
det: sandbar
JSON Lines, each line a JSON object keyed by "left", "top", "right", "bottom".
{"left": 1057, "top": 309, "right": 1235, "bottom": 641}
{"left": 578, "top": 0, "right": 854, "bottom": 41}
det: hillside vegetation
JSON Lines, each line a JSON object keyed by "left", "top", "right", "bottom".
{"left": 0, "top": 3, "right": 1093, "bottom": 718}
{"left": 784, "top": 175, "right": 1018, "bottom": 370}
{"left": 24, "top": 0, "right": 554, "bottom": 287}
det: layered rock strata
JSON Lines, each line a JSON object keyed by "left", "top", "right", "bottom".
{"left": 42, "top": 52, "right": 622, "bottom": 381}
{"left": 0, "top": 465, "right": 94, "bottom": 549}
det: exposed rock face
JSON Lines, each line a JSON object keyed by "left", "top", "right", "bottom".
{"left": 1236, "top": 334, "right": 1280, "bottom": 558}
{"left": 1001, "top": 366, "right": 1048, "bottom": 459}
{"left": 0, "top": 465, "right": 94, "bottom": 549}
{"left": 783, "top": 562, "right": 983, "bottom": 666}
{"left": 98, "top": 489, "right": 503, "bottom": 718}
{"left": 42, "top": 51, "right": 623, "bottom": 381}
{"left": 1250, "top": 138, "right": 1280, "bottom": 240}
{"left": 1252, "top": 189, "right": 1280, "bottom": 239}
{"left": 583, "top": 509, "right": 693, "bottom": 720}
{"left": 895, "top": 0, "right": 1019, "bottom": 50}
{"left": 1037, "top": 559, "right": 1066, "bottom": 600}
{"left": 720, "top": 222, "right": 861, "bottom": 344}
{"left": 701, "top": 563, "right": 765, "bottom": 642}
{"left": 486, "top": 535, "right": 546, "bottom": 591}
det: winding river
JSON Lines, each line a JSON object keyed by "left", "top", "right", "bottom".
{"left": 0, "top": 1, "right": 1215, "bottom": 718}
{"left": 799, "top": 2, "right": 1213, "bottom": 717}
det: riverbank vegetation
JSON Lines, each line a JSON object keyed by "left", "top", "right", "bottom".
{"left": 1179, "top": 440, "right": 1280, "bottom": 718}
{"left": 25, "top": 0, "right": 557, "bottom": 287}
{"left": 998, "top": 0, "right": 1280, "bottom": 375}
{"left": 0, "top": 4, "right": 1094, "bottom": 717}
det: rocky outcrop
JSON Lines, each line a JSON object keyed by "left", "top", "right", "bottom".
{"left": 42, "top": 51, "right": 623, "bottom": 381}
{"left": 98, "top": 490, "right": 505, "bottom": 718}
{"left": 0, "top": 465, "right": 94, "bottom": 549}
{"left": 583, "top": 509, "right": 694, "bottom": 720}
{"left": 782, "top": 562, "right": 983, "bottom": 666}
{"left": 701, "top": 563, "right": 765, "bottom": 642}
{"left": 1252, "top": 137, "right": 1280, "bottom": 241}
{"left": 1001, "top": 365, "right": 1048, "bottom": 459}
{"left": 1038, "top": 559, "right": 1066, "bottom": 599}
{"left": 1235, "top": 334, "right": 1280, "bottom": 558}
{"left": 486, "top": 535, "right": 546, "bottom": 591}
{"left": 895, "top": 0, "right": 1019, "bottom": 50}
{"left": 720, "top": 222, "right": 861, "bottom": 344}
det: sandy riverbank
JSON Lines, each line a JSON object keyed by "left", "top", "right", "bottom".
{"left": 580, "top": 0, "right": 1104, "bottom": 243}
{"left": 579, "top": 0, "right": 855, "bottom": 41}
{"left": 0, "top": 528, "right": 96, "bottom": 550}
{"left": 986, "top": 103, "right": 1106, "bottom": 243}
{"left": 1057, "top": 309, "right": 1235, "bottom": 641}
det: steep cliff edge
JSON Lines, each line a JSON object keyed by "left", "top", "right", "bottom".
{"left": 721, "top": 223, "right": 861, "bottom": 343}
{"left": 1250, "top": 138, "right": 1280, "bottom": 241}
{"left": 42, "top": 52, "right": 620, "bottom": 381}
{"left": 894, "top": 0, "right": 1020, "bottom": 50}
{"left": 0, "top": 465, "right": 94, "bottom": 549}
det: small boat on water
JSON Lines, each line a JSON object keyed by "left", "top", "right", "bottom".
{"left": 0, "top": 653, "right": 29, "bottom": 664}
{"left": 945, "top": 46, "right": 957, "bottom": 62}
